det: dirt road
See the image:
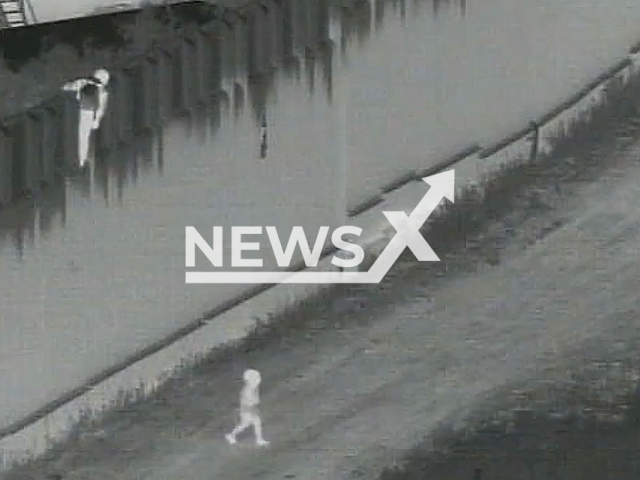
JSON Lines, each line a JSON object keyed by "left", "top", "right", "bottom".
{"left": 7, "top": 107, "right": 640, "bottom": 480}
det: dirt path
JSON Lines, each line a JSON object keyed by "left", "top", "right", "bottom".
{"left": 380, "top": 339, "right": 640, "bottom": 479}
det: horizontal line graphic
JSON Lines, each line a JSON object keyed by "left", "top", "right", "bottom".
{"left": 185, "top": 271, "right": 381, "bottom": 284}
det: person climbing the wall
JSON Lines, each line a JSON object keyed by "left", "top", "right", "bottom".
{"left": 62, "top": 68, "right": 110, "bottom": 166}
{"left": 225, "top": 369, "right": 270, "bottom": 447}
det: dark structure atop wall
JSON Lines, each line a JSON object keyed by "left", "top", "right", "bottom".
{"left": 0, "top": 0, "right": 221, "bottom": 70}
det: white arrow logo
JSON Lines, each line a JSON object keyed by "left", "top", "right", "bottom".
{"left": 369, "top": 169, "right": 455, "bottom": 280}
{"left": 186, "top": 170, "right": 455, "bottom": 284}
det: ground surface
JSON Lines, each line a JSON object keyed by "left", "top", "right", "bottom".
{"left": 383, "top": 353, "right": 640, "bottom": 479}
{"left": 2, "top": 85, "right": 640, "bottom": 480}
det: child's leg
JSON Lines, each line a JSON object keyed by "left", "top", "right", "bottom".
{"left": 225, "top": 411, "right": 251, "bottom": 444}
{"left": 78, "top": 109, "right": 93, "bottom": 167}
{"left": 250, "top": 412, "right": 269, "bottom": 445}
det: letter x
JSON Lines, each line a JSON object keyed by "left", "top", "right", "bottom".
{"left": 382, "top": 211, "right": 438, "bottom": 261}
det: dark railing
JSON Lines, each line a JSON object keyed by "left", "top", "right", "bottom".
{"left": 0, "top": 0, "right": 36, "bottom": 28}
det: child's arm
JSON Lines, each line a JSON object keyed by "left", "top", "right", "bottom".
{"left": 61, "top": 79, "right": 89, "bottom": 101}
{"left": 92, "top": 90, "right": 109, "bottom": 129}
{"left": 240, "top": 386, "right": 259, "bottom": 407}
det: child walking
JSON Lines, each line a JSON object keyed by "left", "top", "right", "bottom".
{"left": 225, "top": 369, "right": 269, "bottom": 446}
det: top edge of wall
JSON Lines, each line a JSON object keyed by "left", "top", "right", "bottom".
{"left": 354, "top": 144, "right": 483, "bottom": 217}
{"left": 536, "top": 57, "right": 631, "bottom": 127}
{"left": 347, "top": 196, "right": 385, "bottom": 217}
{"left": 479, "top": 56, "right": 633, "bottom": 160}
{"left": 479, "top": 124, "right": 534, "bottom": 159}
{"left": 418, "top": 145, "right": 482, "bottom": 178}
{"left": 380, "top": 171, "right": 417, "bottom": 194}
